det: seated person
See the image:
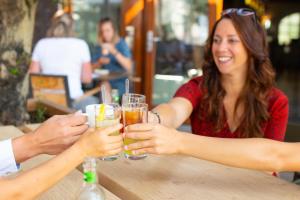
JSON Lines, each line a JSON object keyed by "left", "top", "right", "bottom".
{"left": 92, "top": 17, "right": 132, "bottom": 101}
{"left": 29, "top": 13, "right": 98, "bottom": 111}
{"left": 125, "top": 8, "right": 290, "bottom": 172}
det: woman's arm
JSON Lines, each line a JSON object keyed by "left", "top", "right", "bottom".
{"left": 178, "top": 133, "right": 300, "bottom": 172}
{"left": 103, "top": 43, "right": 132, "bottom": 72}
{"left": 150, "top": 97, "right": 193, "bottom": 128}
{"left": 0, "top": 124, "right": 123, "bottom": 200}
{"left": 81, "top": 62, "right": 92, "bottom": 84}
{"left": 125, "top": 124, "right": 300, "bottom": 172}
{"left": 113, "top": 51, "right": 132, "bottom": 72}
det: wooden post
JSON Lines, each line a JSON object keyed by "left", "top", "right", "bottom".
{"left": 142, "top": 0, "right": 156, "bottom": 107}
{"left": 208, "top": 0, "right": 223, "bottom": 33}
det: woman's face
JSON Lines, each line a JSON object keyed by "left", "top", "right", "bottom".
{"left": 212, "top": 19, "right": 248, "bottom": 76}
{"left": 100, "top": 22, "right": 115, "bottom": 42}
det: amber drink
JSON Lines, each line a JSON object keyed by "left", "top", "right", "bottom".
{"left": 122, "top": 103, "right": 148, "bottom": 160}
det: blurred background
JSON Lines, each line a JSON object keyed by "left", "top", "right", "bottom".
{"left": 0, "top": 0, "right": 299, "bottom": 126}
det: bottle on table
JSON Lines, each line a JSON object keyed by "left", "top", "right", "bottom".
{"left": 76, "top": 158, "right": 105, "bottom": 200}
{"left": 111, "top": 89, "right": 120, "bottom": 104}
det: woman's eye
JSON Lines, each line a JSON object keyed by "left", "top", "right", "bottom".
{"left": 213, "top": 38, "right": 220, "bottom": 43}
{"left": 228, "top": 39, "right": 239, "bottom": 43}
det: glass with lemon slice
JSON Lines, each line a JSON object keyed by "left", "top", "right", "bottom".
{"left": 86, "top": 103, "right": 121, "bottom": 161}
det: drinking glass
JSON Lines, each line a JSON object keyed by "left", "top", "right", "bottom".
{"left": 86, "top": 103, "right": 121, "bottom": 161}
{"left": 122, "top": 103, "right": 148, "bottom": 160}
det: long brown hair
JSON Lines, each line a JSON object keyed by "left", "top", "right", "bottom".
{"left": 201, "top": 10, "right": 275, "bottom": 138}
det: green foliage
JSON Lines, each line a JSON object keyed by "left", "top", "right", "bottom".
{"left": 34, "top": 106, "right": 47, "bottom": 123}
{"left": 8, "top": 67, "right": 19, "bottom": 75}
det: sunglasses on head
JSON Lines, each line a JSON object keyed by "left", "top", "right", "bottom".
{"left": 222, "top": 8, "right": 257, "bottom": 22}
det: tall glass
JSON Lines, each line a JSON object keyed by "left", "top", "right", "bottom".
{"left": 122, "top": 103, "right": 148, "bottom": 160}
{"left": 121, "top": 93, "right": 146, "bottom": 132}
{"left": 86, "top": 103, "right": 121, "bottom": 161}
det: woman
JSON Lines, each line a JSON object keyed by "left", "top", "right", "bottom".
{"left": 29, "top": 13, "right": 98, "bottom": 111}
{"left": 92, "top": 17, "right": 132, "bottom": 100}
{"left": 126, "top": 8, "right": 290, "bottom": 171}
{"left": 0, "top": 122, "right": 123, "bottom": 199}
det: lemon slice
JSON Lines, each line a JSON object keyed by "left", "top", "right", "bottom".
{"left": 96, "top": 104, "right": 106, "bottom": 122}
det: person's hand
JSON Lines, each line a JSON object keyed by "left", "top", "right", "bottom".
{"left": 31, "top": 114, "right": 88, "bottom": 155}
{"left": 78, "top": 124, "right": 123, "bottom": 158}
{"left": 124, "top": 123, "right": 181, "bottom": 155}
{"left": 98, "top": 57, "right": 110, "bottom": 65}
{"left": 102, "top": 43, "right": 118, "bottom": 55}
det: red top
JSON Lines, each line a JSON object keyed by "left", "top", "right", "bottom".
{"left": 174, "top": 76, "right": 289, "bottom": 141}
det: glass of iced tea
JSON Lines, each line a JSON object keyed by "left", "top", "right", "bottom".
{"left": 86, "top": 103, "right": 121, "bottom": 161}
{"left": 122, "top": 103, "right": 148, "bottom": 160}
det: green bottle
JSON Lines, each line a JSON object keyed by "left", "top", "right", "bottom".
{"left": 76, "top": 158, "right": 105, "bottom": 200}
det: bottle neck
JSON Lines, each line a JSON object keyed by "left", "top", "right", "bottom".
{"left": 83, "top": 158, "right": 98, "bottom": 185}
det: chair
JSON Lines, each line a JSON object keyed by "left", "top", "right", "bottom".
{"left": 27, "top": 73, "right": 100, "bottom": 115}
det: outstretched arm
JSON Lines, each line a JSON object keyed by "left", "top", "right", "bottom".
{"left": 149, "top": 97, "right": 193, "bottom": 128}
{"left": 178, "top": 133, "right": 299, "bottom": 172}
{"left": 126, "top": 124, "right": 300, "bottom": 172}
{"left": 0, "top": 124, "right": 123, "bottom": 200}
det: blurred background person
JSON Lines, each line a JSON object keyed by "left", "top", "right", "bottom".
{"left": 29, "top": 13, "right": 98, "bottom": 111}
{"left": 92, "top": 17, "right": 132, "bottom": 102}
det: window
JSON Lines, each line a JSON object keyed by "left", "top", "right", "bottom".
{"left": 278, "top": 13, "right": 300, "bottom": 45}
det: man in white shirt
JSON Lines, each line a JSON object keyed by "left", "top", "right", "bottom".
{"left": 29, "top": 13, "right": 99, "bottom": 111}
{"left": 0, "top": 114, "right": 88, "bottom": 176}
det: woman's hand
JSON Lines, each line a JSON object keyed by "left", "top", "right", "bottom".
{"left": 102, "top": 43, "right": 118, "bottom": 55}
{"left": 124, "top": 123, "right": 182, "bottom": 155}
{"left": 78, "top": 124, "right": 123, "bottom": 158}
{"left": 98, "top": 57, "right": 110, "bottom": 65}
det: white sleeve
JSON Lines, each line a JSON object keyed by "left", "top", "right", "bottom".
{"left": 32, "top": 40, "right": 42, "bottom": 62}
{"left": 0, "top": 139, "right": 19, "bottom": 176}
{"left": 81, "top": 41, "right": 91, "bottom": 63}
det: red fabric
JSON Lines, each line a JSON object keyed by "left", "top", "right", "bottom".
{"left": 174, "top": 76, "right": 289, "bottom": 141}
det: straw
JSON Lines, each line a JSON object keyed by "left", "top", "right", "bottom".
{"left": 125, "top": 78, "right": 130, "bottom": 94}
{"left": 101, "top": 85, "right": 107, "bottom": 104}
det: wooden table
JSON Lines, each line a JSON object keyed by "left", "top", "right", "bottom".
{"left": 97, "top": 155, "right": 300, "bottom": 200}
{"left": 0, "top": 126, "right": 120, "bottom": 200}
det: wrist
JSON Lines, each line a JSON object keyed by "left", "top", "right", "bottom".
{"left": 72, "top": 141, "right": 87, "bottom": 162}
{"left": 75, "top": 133, "right": 92, "bottom": 160}
{"left": 150, "top": 111, "right": 161, "bottom": 124}
{"left": 113, "top": 50, "right": 119, "bottom": 56}
{"left": 174, "top": 130, "right": 184, "bottom": 155}
{"left": 12, "top": 133, "right": 41, "bottom": 163}
{"left": 27, "top": 132, "right": 43, "bottom": 156}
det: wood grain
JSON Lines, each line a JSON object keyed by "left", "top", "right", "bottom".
{"left": 97, "top": 155, "right": 300, "bottom": 200}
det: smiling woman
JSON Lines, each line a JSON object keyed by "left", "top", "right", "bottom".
{"left": 145, "top": 7, "right": 288, "bottom": 140}
{"left": 125, "top": 8, "right": 289, "bottom": 171}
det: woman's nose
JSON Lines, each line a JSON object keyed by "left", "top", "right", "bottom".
{"left": 216, "top": 40, "right": 228, "bottom": 52}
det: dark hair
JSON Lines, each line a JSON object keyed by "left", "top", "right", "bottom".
{"left": 201, "top": 10, "right": 275, "bottom": 138}
{"left": 98, "top": 17, "right": 119, "bottom": 43}
{"left": 99, "top": 17, "right": 114, "bottom": 26}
